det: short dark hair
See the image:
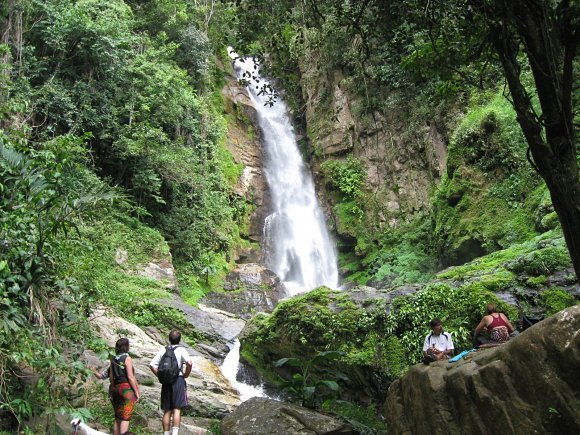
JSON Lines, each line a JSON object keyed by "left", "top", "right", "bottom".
{"left": 115, "top": 338, "right": 130, "bottom": 354}
{"left": 486, "top": 303, "right": 497, "bottom": 315}
{"left": 169, "top": 330, "right": 181, "bottom": 345}
{"left": 429, "top": 318, "right": 442, "bottom": 328}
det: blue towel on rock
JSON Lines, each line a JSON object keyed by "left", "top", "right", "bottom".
{"left": 449, "top": 349, "right": 477, "bottom": 362}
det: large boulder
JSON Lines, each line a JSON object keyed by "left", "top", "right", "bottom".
{"left": 115, "top": 247, "right": 179, "bottom": 292}
{"left": 384, "top": 305, "right": 580, "bottom": 434}
{"left": 221, "top": 397, "right": 354, "bottom": 435}
{"left": 202, "top": 263, "right": 290, "bottom": 319}
{"left": 158, "top": 294, "right": 246, "bottom": 360}
{"left": 239, "top": 287, "right": 397, "bottom": 404}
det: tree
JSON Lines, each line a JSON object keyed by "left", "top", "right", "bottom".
{"left": 415, "top": 0, "right": 579, "bottom": 279}
{"left": 484, "top": 0, "right": 579, "bottom": 280}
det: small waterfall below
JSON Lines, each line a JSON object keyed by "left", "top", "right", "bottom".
{"left": 230, "top": 50, "right": 339, "bottom": 295}
{"left": 220, "top": 339, "right": 266, "bottom": 401}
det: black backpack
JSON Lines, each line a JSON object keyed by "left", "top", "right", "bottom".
{"left": 157, "top": 345, "right": 181, "bottom": 385}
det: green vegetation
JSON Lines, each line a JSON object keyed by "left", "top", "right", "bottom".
{"left": 385, "top": 283, "right": 516, "bottom": 363}
{"left": 432, "top": 90, "right": 543, "bottom": 265}
{"left": 1, "top": 0, "right": 578, "bottom": 431}
{"left": 320, "top": 157, "right": 366, "bottom": 201}
{"left": 322, "top": 401, "right": 388, "bottom": 435}
{"left": 275, "top": 351, "right": 345, "bottom": 408}
{"left": 539, "top": 289, "right": 577, "bottom": 317}
{"left": 0, "top": 0, "right": 247, "bottom": 430}
{"left": 240, "top": 287, "right": 397, "bottom": 402}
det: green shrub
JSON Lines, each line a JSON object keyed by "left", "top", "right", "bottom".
{"left": 506, "top": 243, "right": 571, "bottom": 276}
{"left": 320, "top": 157, "right": 366, "bottom": 200}
{"left": 356, "top": 215, "right": 437, "bottom": 287}
{"left": 539, "top": 289, "right": 577, "bottom": 316}
{"left": 385, "top": 283, "right": 515, "bottom": 363}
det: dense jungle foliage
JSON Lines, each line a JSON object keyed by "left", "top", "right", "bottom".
{"left": 0, "top": 0, "right": 245, "bottom": 430}
{"left": 0, "top": 0, "right": 578, "bottom": 433}
{"left": 234, "top": 0, "right": 579, "bottom": 285}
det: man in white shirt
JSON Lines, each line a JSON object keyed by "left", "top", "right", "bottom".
{"left": 422, "top": 318, "right": 454, "bottom": 364}
{"left": 150, "top": 330, "right": 193, "bottom": 435}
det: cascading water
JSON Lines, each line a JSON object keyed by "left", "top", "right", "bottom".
{"left": 222, "top": 50, "right": 339, "bottom": 402}
{"left": 220, "top": 339, "right": 265, "bottom": 401}
{"left": 230, "top": 50, "right": 339, "bottom": 295}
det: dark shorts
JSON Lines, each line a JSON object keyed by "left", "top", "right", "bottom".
{"left": 161, "top": 377, "right": 188, "bottom": 411}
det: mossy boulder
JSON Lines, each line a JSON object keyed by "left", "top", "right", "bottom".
{"left": 239, "top": 287, "right": 399, "bottom": 403}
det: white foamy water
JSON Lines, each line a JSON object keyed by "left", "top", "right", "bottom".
{"left": 220, "top": 339, "right": 265, "bottom": 401}
{"left": 229, "top": 49, "right": 339, "bottom": 295}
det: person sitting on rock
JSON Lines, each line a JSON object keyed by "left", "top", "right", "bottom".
{"left": 473, "top": 303, "right": 519, "bottom": 347}
{"left": 422, "top": 318, "right": 454, "bottom": 364}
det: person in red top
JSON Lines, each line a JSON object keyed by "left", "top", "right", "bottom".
{"left": 474, "top": 303, "right": 519, "bottom": 346}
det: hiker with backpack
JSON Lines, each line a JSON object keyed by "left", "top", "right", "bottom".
{"left": 149, "top": 330, "right": 193, "bottom": 435}
{"left": 90, "top": 338, "right": 140, "bottom": 435}
{"left": 422, "top": 318, "right": 454, "bottom": 364}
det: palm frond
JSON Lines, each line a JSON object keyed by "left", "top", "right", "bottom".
{"left": 0, "top": 142, "right": 25, "bottom": 169}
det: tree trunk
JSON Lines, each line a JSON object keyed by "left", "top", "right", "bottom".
{"left": 487, "top": 0, "right": 580, "bottom": 280}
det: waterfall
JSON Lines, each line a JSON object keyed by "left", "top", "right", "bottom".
{"left": 220, "top": 339, "right": 266, "bottom": 401}
{"left": 230, "top": 50, "right": 339, "bottom": 295}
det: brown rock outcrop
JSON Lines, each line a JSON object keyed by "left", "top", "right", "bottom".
{"left": 384, "top": 305, "right": 580, "bottom": 434}
{"left": 221, "top": 70, "right": 270, "bottom": 259}
{"left": 301, "top": 64, "right": 449, "bottom": 221}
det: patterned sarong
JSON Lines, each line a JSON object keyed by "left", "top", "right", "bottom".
{"left": 110, "top": 382, "right": 136, "bottom": 421}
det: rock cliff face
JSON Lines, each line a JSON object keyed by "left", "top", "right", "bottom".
{"left": 221, "top": 71, "right": 270, "bottom": 262}
{"left": 384, "top": 305, "right": 580, "bottom": 434}
{"left": 301, "top": 65, "right": 450, "bottom": 222}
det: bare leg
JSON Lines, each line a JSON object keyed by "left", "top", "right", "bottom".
{"left": 172, "top": 408, "right": 181, "bottom": 428}
{"left": 113, "top": 419, "right": 121, "bottom": 435}
{"left": 163, "top": 410, "right": 172, "bottom": 431}
{"left": 119, "top": 419, "right": 130, "bottom": 434}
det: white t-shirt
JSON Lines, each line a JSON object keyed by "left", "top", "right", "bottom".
{"left": 422, "top": 332, "right": 454, "bottom": 352}
{"left": 150, "top": 345, "right": 192, "bottom": 376}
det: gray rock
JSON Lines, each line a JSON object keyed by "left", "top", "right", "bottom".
{"left": 202, "top": 264, "right": 290, "bottom": 319}
{"left": 137, "top": 259, "right": 178, "bottom": 291}
{"left": 221, "top": 397, "right": 354, "bottom": 435}
{"left": 158, "top": 295, "right": 246, "bottom": 358}
{"left": 384, "top": 305, "right": 580, "bottom": 434}
{"left": 86, "top": 308, "right": 241, "bottom": 421}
